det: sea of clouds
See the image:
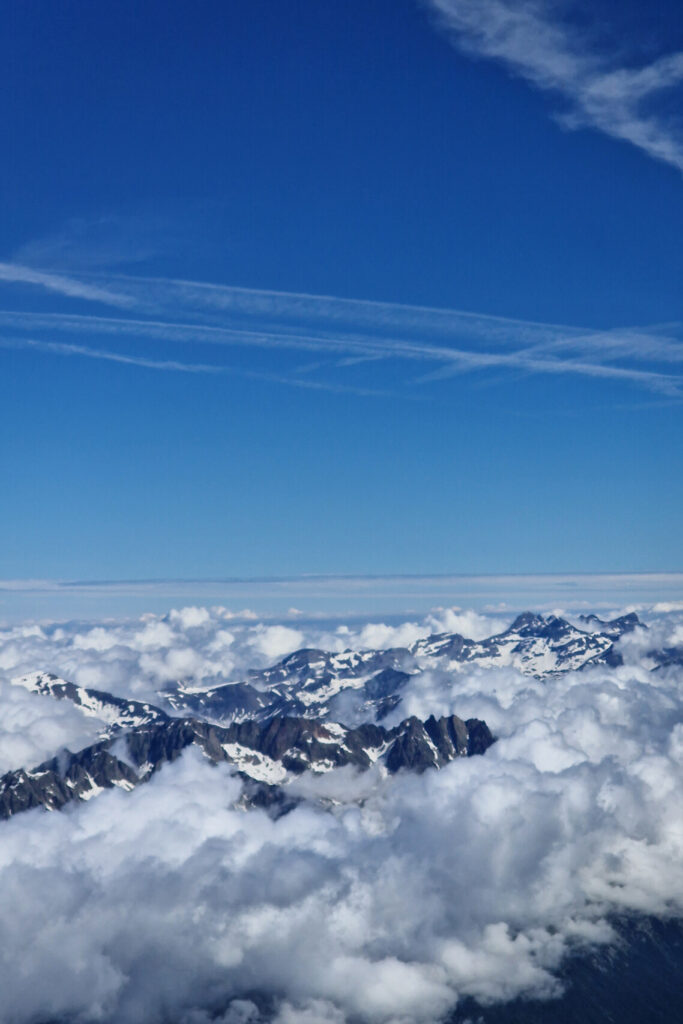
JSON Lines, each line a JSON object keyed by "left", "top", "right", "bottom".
{"left": 1, "top": 603, "right": 682, "bottom": 1023}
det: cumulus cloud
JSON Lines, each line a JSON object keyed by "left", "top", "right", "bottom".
{"left": 336, "top": 607, "right": 507, "bottom": 652}
{"left": 425, "top": 607, "right": 508, "bottom": 640}
{"left": 247, "top": 624, "right": 306, "bottom": 662}
{"left": 0, "top": 677, "right": 108, "bottom": 774}
{"left": 0, "top": 604, "right": 682, "bottom": 1022}
{"left": 169, "top": 606, "right": 213, "bottom": 630}
{"left": 352, "top": 620, "right": 427, "bottom": 651}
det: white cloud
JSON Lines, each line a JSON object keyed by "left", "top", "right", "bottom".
{"left": 0, "top": 260, "right": 131, "bottom": 306}
{"left": 0, "top": 336, "right": 227, "bottom": 375}
{"left": 335, "top": 608, "right": 508, "bottom": 651}
{"left": 138, "top": 645, "right": 219, "bottom": 684}
{"left": 169, "top": 606, "right": 213, "bottom": 630}
{"left": 248, "top": 625, "right": 306, "bottom": 661}
{"left": 425, "top": 606, "right": 508, "bottom": 640}
{"left": 133, "top": 618, "right": 177, "bottom": 649}
{"left": 271, "top": 1000, "right": 346, "bottom": 1024}
{"left": 72, "top": 626, "right": 123, "bottom": 651}
{"left": 0, "top": 677, "right": 108, "bottom": 773}
{"left": 353, "top": 620, "right": 427, "bottom": 650}
{"left": 426, "top": 0, "right": 683, "bottom": 172}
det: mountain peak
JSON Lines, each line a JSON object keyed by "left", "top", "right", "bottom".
{"left": 508, "top": 611, "right": 546, "bottom": 631}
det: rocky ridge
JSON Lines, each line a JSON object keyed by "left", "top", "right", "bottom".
{"left": 0, "top": 706, "right": 493, "bottom": 820}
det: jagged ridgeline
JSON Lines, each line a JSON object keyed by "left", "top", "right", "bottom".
{"left": 1, "top": 610, "right": 659, "bottom": 822}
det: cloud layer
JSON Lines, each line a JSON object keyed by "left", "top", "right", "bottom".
{"left": 0, "top": 603, "right": 682, "bottom": 1022}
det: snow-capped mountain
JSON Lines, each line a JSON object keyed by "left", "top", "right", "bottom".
{"left": 411, "top": 610, "right": 641, "bottom": 672}
{"left": 163, "top": 610, "right": 643, "bottom": 725}
{"left": 0, "top": 611, "right": 645, "bottom": 823}
{"left": 13, "top": 671, "right": 169, "bottom": 731}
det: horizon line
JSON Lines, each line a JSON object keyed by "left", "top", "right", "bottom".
{"left": 2, "top": 570, "right": 683, "bottom": 591}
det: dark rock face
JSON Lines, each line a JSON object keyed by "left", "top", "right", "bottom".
{"left": 578, "top": 612, "right": 643, "bottom": 637}
{"left": 126, "top": 719, "right": 197, "bottom": 773}
{"left": 364, "top": 668, "right": 411, "bottom": 701}
{"left": 165, "top": 681, "right": 268, "bottom": 721}
{"left": 509, "top": 612, "right": 569, "bottom": 639}
{"left": 236, "top": 774, "right": 301, "bottom": 819}
{"left": 383, "top": 713, "right": 495, "bottom": 773}
{"left": 0, "top": 745, "right": 138, "bottom": 819}
{"left": 466, "top": 718, "right": 496, "bottom": 755}
{"left": 649, "top": 646, "right": 683, "bottom": 670}
{"left": 385, "top": 717, "right": 435, "bottom": 774}
{"left": 0, "top": 703, "right": 495, "bottom": 821}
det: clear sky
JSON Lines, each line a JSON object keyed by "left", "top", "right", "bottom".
{"left": 2, "top": 0, "right": 683, "bottom": 580}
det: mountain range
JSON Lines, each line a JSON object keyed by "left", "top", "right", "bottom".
{"left": 0, "top": 610, "right": 662, "bottom": 823}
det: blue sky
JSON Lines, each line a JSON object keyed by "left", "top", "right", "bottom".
{"left": 2, "top": 0, "right": 683, "bottom": 580}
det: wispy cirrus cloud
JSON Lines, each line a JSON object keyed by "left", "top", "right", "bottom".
{"left": 416, "top": 347, "right": 683, "bottom": 396}
{"left": 0, "top": 261, "right": 133, "bottom": 307}
{"left": 1, "top": 262, "right": 683, "bottom": 398}
{"left": 424, "top": 0, "right": 683, "bottom": 172}
{"left": 0, "top": 335, "right": 389, "bottom": 397}
{"left": 0, "top": 336, "right": 224, "bottom": 374}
